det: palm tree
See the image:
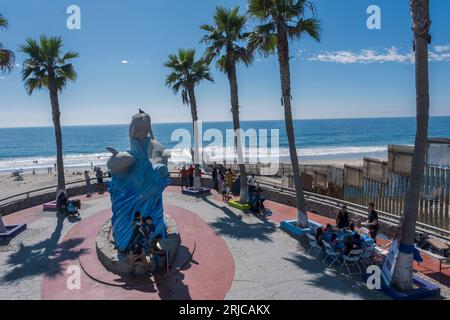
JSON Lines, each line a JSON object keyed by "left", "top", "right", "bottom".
{"left": 0, "top": 14, "right": 15, "bottom": 73}
{"left": 248, "top": 0, "right": 321, "bottom": 227}
{"left": 0, "top": 14, "right": 14, "bottom": 233}
{"left": 201, "top": 6, "right": 254, "bottom": 204}
{"left": 164, "top": 49, "right": 213, "bottom": 190}
{"left": 392, "top": 0, "right": 431, "bottom": 291}
{"left": 20, "top": 36, "right": 79, "bottom": 193}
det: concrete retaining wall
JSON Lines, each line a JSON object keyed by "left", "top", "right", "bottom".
{"left": 0, "top": 183, "right": 102, "bottom": 217}
{"left": 1, "top": 176, "right": 398, "bottom": 238}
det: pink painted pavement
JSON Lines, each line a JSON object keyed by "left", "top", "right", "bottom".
{"left": 40, "top": 203, "right": 235, "bottom": 300}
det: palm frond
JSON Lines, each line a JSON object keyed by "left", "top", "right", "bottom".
{"left": 20, "top": 35, "right": 78, "bottom": 93}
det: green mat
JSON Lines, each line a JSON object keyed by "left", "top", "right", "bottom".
{"left": 228, "top": 199, "right": 251, "bottom": 211}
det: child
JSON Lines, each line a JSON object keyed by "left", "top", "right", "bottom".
{"left": 221, "top": 179, "right": 228, "bottom": 202}
{"left": 141, "top": 216, "right": 156, "bottom": 254}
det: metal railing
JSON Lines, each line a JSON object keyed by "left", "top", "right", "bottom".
{"left": 2, "top": 173, "right": 449, "bottom": 241}
{"left": 0, "top": 177, "right": 104, "bottom": 208}
{"left": 256, "top": 180, "right": 450, "bottom": 241}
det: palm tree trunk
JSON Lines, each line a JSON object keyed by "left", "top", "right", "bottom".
{"left": 227, "top": 61, "right": 248, "bottom": 204}
{"left": 392, "top": 0, "right": 430, "bottom": 291}
{"left": 187, "top": 86, "right": 202, "bottom": 191}
{"left": 276, "top": 26, "right": 308, "bottom": 228}
{"left": 49, "top": 85, "right": 66, "bottom": 192}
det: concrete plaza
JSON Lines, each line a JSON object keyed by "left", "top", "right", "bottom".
{"left": 0, "top": 186, "right": 397, "bottom": 300}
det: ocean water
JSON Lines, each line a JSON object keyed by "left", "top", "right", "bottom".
{"left": 0, "top": 117, "right": 449, "bottom": 172}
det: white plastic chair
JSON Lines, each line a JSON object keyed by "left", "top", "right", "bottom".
{"left": 306, "top": 233, "right": 323, "bottom": 258}
{"left": 322, "top": 241, "right": 341, "bottom": 268}
{"left": 340, "top": 249, "right": 364, "bottom": 275}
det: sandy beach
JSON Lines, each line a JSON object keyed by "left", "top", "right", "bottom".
{"left": 0, "top": 158, "right": 367, "bottom": 201}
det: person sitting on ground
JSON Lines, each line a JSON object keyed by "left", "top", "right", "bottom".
{"left": 67, "top": 200, "right": 80, "bottom": 217}
{"left": 336, "top": 205, "right": 350, "bottom": 229}
{"left": 128, "top": 242, "right": 149, "bottom": 277}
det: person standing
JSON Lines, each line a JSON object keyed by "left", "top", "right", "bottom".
{"left": 218, "top": 170, "right": 224, "bottom": 194}
{"left": 248, "top": 174, "right": 257, "bottom": 192}
{"left": 96, "top": 167, "right": 104, "bottom": 193}
{"left": 84, "top": 171, "right": 93, "bottom": 197}
{"left": 225, "top": 169, "right": 235, "bottom": 199}
{"left": 179, "top": 166, "right": 188, "bottom": 190}
{"left": 188, "top": 164, "right": 195, "bottom": 188}
{"left": 212, "top": 167, "right": 219, "bottom": 192}
{"left": 362, "top": 202, "right": 379, "bottom": 243}
{"left": 336, "top": 205, "right": 350, "bottom": 229}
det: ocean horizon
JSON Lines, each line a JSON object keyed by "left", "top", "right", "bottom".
{"left": 1, "top": 116, "right": 450, "bottom": 173}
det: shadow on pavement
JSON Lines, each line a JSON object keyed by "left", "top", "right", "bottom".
{"left": 2, "top": 213, "right": 88, "bottom": 283}
{"left": 200, "top": 195, "right": 276, "bottom": 243}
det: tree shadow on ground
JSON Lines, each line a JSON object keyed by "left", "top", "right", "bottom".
{"left": 200, "top": 196, "right": 276, "bottom": 243}
{"left": 1, "top": 213, "right": 88, "bottom": 283}
{"left": 283, "top": 251, "right": 385, "bottom": 300}
{"left": 111, "top": 245, "right": 193, "bottom": 299}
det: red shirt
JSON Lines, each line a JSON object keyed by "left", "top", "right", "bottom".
{"left": 188, "top": 167, "right": 195, "bottom": 176}
{"left": 180, "top": 169, "right": 187, "bottom": 179}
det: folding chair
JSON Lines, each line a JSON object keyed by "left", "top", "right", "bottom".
{"left": 306, "top": 233, "right": 323, "bottom": 258}
{"left": 340, "top": 249, "right": 364, "bottom": 275}
{"left": 359, "top": 244, "right": 376, "bottom": 268}
{"left": 322, "top": 241, "right": 342, "bottom": 268}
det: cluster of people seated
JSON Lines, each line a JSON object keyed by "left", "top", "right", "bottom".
{"left": 56, "top": 192, "right": 81, "bottom": 217}
{"left": 127, "top": 211, "right": 167, "bottom": 277}
{"left": 315, "top": 225, "right": 364, "bottom": 256}
{"left": 313, "top": 203, "right": 380, "bottom": 257}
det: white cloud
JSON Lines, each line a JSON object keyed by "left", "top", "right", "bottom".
{"left": 309, "top": 45, "right": 450, "bottom": 64}
{"left": 120, "top": 60, "right": 129, "bottom": 64}
{"left": 434, "top": 45, "right": 450, "bottom": 53}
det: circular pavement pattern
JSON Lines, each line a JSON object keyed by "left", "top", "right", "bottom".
{"left": 40, "top": 204, "right": 235, "bottom": 300}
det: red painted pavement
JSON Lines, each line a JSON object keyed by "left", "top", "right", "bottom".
{"left": 40, "top": 204, "right": 235, "bottom": 300}
{"left": 263, "top": 199, "right": 450, "bottom": 286}
{"left": 3, "top": 192, "right": 109, "bottom": 226}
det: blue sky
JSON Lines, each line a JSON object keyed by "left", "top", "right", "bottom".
{"left": 0, "top": 0, "right": 449, "bottom": 128}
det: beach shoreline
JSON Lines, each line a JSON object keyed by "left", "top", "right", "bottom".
{"left": 0, "top": 157, "right": 372, "bottom": 200}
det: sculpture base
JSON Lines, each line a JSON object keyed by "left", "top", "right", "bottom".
{"left": 96, "top": 215, "right": 181, "bottom": 276}
{"left": 0, "top": 224, "right": 27, "bottom": 243}
{"left": 182, "top": 187, "right": 211, "bottom": 197}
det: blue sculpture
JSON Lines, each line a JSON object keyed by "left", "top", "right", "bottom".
{"left": 106, "top": 110, "right": 170, "bottom": 252}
